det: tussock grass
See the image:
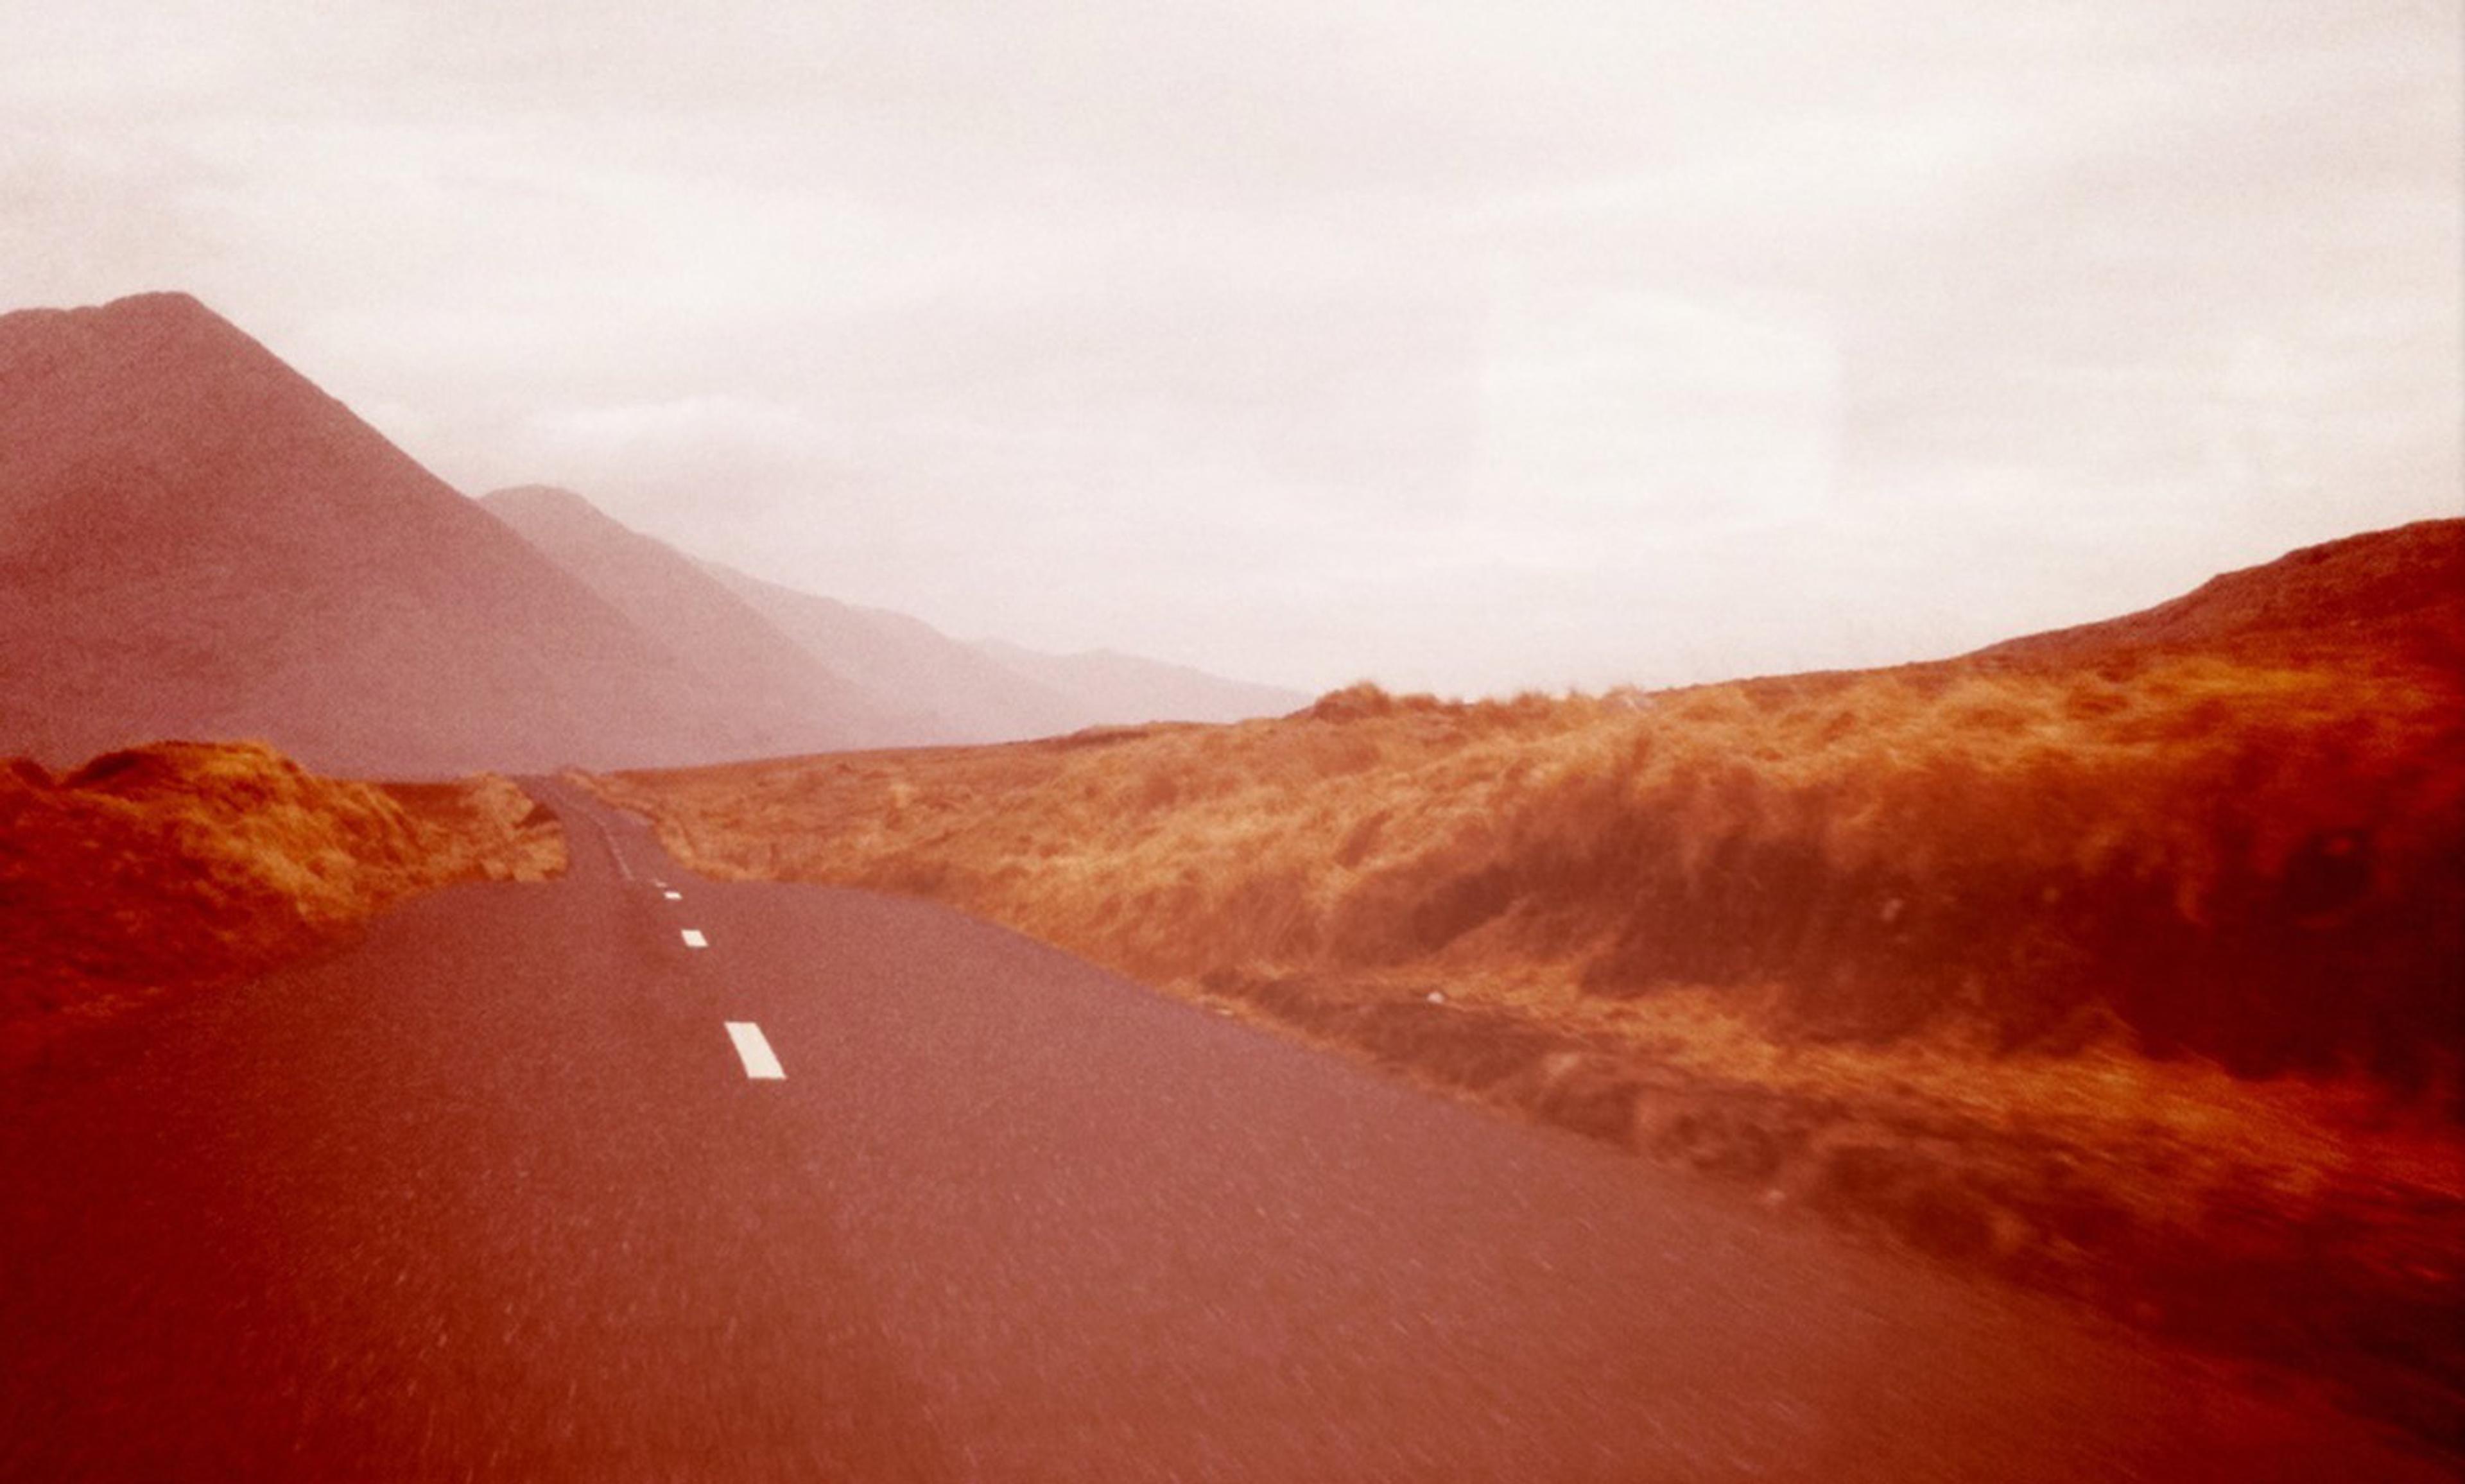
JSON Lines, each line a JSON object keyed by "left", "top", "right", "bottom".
{"left": 589, "top": 521, "right": 2465, "bottom": 1443}
{"left": 597, "top": 655, "right": 2461, "bottom": 1080}
{"left": 1, "top": 740, "right": 565, "bottom": 1051}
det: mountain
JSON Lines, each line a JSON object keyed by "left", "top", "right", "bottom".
{"left": 972, "top": 638, "right": 1311, "bottom": 727}
{"left": 0, "top": 291, "right": 1304, "bottom": 770}
{"left": 0, "top": 291, "right": 859, "bottom": 775}
{"left": 479, "top": 486, "right": 903, "bottom": 749}
{"left": 701, "top": 562, "right": 1088, "bottom": 744}
{"left": 484, "top": 490, "right": 1308, "bottom": 744}
{"left": 1968, "top": 518, "right": 2464, "bottom": 672}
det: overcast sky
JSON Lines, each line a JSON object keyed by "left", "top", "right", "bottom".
{"left": 6, "top": 1, "right": 2459, "bottom": 695}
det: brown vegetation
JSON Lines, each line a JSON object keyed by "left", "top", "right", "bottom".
{"left": 587, "top": 519, "right": 2464, "bottom": 1442}
{"left": 1, "top": 740, "right": 565, "bottom": 1057}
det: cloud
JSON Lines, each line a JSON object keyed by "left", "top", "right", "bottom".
{"left": 1473, "top": 286, "right": 1842, "bottom": 533}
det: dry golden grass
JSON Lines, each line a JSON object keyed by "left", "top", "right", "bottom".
{"left": 596, "top": 650, "right": 2461, "bottom": 1076}
{"left": 1, "top": 740, "right": 566, "bottom": 1052}
{"left": 591, "top": 655, "right": 2462, "bottom": 1177}
{"left": 586, "top": 522, "right": 2465, "bottom": 1440}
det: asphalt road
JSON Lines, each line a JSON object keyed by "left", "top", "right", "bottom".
{"left": 1, "top": 781, "right": 2446, "bottom": 1482}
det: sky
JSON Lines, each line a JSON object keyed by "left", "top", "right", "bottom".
{"left": 4, "top": 1, "right": 2459, "bottom": 696}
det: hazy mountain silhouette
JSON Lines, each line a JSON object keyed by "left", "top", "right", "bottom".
{"left": 723, "top": 569, "right": 1308, "bottom": 738}
{"left": 699, "top": 562, "right": 1089, "bottom": 743}
{"left": 0, "top": 292, "right": 865, "bottom": 774}
{"left": 487, "top": 487, "right": 1310, "bottom": 743}
{"left": 480, "top": 485, "right": 909, "bottom": 748}
{"left": 973, "top": 637, "right": 1311, "bottom": 727}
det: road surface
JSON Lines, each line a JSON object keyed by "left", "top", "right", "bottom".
{"left": 1, "top": 781, "right": 2444, "bottom": 1481}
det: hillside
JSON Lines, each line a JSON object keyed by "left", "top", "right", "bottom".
{"left": 598, "top": 518, "right": 2465, "bottom": 1087}
{"left": 589, "top": 519, "right": 2465, "bottom": 1442}
{"left": 480, "top": 486, "right": 892, "bottom": 750}
{"left": 1972, "top": 517, "right": 2465, "bottom": 671}
{"left": 0, "top": 293, "right": 855, "bottom": 774}
{"left": 703, "top": 561, "right": 1088, "bottom": 744}
{"left": 0, "top": 741, "right": 564, "bottom": 1060}
{"left": 718, "top": 565, "right": 1311, "bottom": 739}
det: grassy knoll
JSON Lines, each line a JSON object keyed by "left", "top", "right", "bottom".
{"left": 2, "top": 739, "right": 565, "bottom": 1054}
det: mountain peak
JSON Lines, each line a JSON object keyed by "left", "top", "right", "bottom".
{"left": 484, "top": 484, "right": 601, "bottom": 515}
{"left": 0, "top": 288, "right": 420, "bottom": 544}
{"left": 480, "top": 485, "right": 632, "bottom": 537}
{"left": 0, "top": 293, "right": 815, "bottom": 774}
{"left": 0, "top": 290, "right": 254, "bottom": 383}
{"left": 0, "top": 288, "right": 207, "bottom": 331}
{"left": 91, "top": 288, "right": 218, "bottom": 325}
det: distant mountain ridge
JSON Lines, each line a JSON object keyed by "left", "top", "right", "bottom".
{"left": 696, "top": 560, "right": 1089, "bottom": 744}
{"left": 478, "top": 485, "right": 903, "bottom": 750}
{"left": 0, "top": 292, "right": 835, "bottom": 775}
{"left": 0, "top": 290, "right": 1305, "bottom": 773}
{"left": 706, "top": 561, "right": 1311, "bottom": 738}
{"left": 971, "top": 637, "right": 1311, "bottom": 729}
{"left": 487, "top": 485, "right": 1313, "bottom": 745}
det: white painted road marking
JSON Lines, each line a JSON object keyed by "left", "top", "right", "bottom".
{"left": 681, "top": 929, "right": 709, "bottom": 949}
{"left": 725, "top": 1021, "right": 785, "bottom": 1080}
{"left": 595, "top": 820, "right": 636, "bottom": 883}
{"left": 663, "top": 890, "right": 682, "bottom": 901}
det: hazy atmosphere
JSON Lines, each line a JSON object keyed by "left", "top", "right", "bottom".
{"left": 6, "top": 0, "right": 2457, "bottom": 694}
{"left": 10, "top": 6, "right": 2465, "bottom": 1472}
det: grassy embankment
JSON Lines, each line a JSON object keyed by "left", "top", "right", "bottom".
{"left": 587, "top": 521, "right": 2464, "bottom": 1440}
{"left": 1, "top": 740, "right": 566, "bottom": 1057}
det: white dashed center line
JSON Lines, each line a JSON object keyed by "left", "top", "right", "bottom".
{"left": 663, "top": 890, "right": 682, "bottom": 901}
{"left": 596, "top": 820, "right": 636, "bottom": 883}
{"left": 725, "top": 1021, "right": 785, "bottom": 1080}
{"left": 680, "top": 929, "right": 709, "bottom": 949}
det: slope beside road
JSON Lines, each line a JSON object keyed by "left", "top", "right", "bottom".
{"left": 0, "top": 782, "right": 2444, "bottom": 1481}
